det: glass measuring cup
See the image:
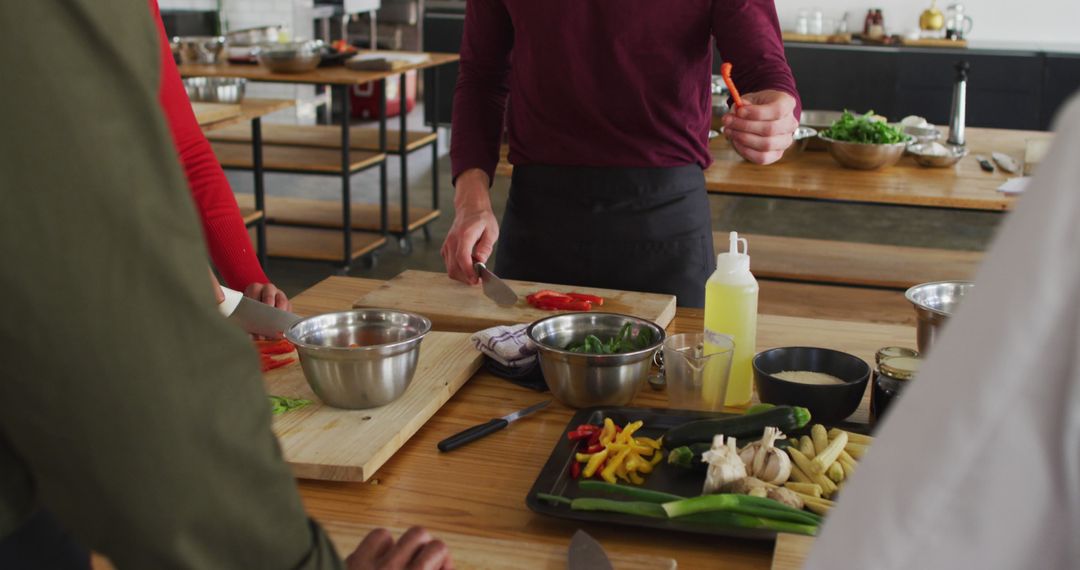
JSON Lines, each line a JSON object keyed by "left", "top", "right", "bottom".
{"left": 661, "top": 332, "right": 735, "bottom": 411}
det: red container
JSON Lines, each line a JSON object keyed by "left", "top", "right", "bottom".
{"left": 350, "top": 69, "right": 417, "bottom": 120}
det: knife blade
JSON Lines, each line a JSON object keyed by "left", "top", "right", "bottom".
{"left": 474, "top": 261, "right": 519, "bottom": 307}
{"left": 992, "top": 151, "right": 1021, "bottom": 174}
{"left": 437, "top": 400, "right": 551, "bottom": 452}
{"left": 217, "top": 287, "right": 303, "bottom": 337}
{"left": 568, "top": 530, "right": 613, "bottom": 570}
{"left": 974, "top": 154, "right": 995, "bottom": 172}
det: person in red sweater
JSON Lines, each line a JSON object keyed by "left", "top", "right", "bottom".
{"left": 152, "top": 3, "right": 289, "bottom": 310}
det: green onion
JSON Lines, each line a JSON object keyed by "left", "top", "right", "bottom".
{"left": 571, "top": 498, "right": 668, "bottom": 518}
{"left": 577, "top": 481, "right": 685, "bottom": 503}
{"left": 536, "top": 493, "right": 572, "bottom": 506}
{"left": 662, "top": 494, "right": 822, "bottom": 526}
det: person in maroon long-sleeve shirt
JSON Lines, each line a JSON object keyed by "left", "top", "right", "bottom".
{"left": 442, "top": 0, "right": 801, "bottom": 307}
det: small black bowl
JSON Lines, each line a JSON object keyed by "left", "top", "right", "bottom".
{"left": 753, "top": 347, "right": 871, "bottom": 425}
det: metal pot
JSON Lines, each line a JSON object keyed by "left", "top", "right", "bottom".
{"left": 527, "top": 313, "right": 665, "bottom": 408}
{"left": 905, "top": 281, "right": 974, "bottom": 353}
{"left": 285, "top": 309, "right": 432, "bottom": 409}
{"left": 173, "top": 36, "right": 226, "bottom": 65}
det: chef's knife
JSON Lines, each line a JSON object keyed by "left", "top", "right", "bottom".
{"left": 568, "top": 530, "right": 613, "bottom": 570}
{"left": 974, "top": 154, "right": 995, "bottom": 172}
{"left": 437, "top": 400, "right": 551, "bottom": 452}
{"left": 217, "top": 286, "right": 302, "bottom": 337}
{"left": 474, "top": 261, "right": 518, "bottom": 307}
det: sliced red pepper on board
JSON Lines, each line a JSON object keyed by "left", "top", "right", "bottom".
{"left": 528, "top": 290, "right": 572, "bottom": 302}
{"left": 260, "top": 356, "right": 295, "bottom": 372}
{"left": 567, "top": 293, "right": 604, "bottom": 306}
{"left": 255, "top": 339, "right": 294, "bottom": 355}
{"left": 570, "top": 460, "right": 582, "bottom": 480}
{"left": 542, "top": 298, "right": 592, "bottom": 311}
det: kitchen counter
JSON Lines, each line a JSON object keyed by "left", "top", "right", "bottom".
{"left": 286, "top": 276, "right": 913, "bottom": 568}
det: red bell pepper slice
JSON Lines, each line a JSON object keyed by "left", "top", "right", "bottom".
{"left": 543, "top": 298, "right": 592, "bottom": 311}
{"left": 255, "top": 339, "right": 294, "bottom": 355}
{"left": 570, "top": 460, "right": 582, "bottom": 480}
{"left": 567, "top": 293, "right": 605, "bottom": 306}
{"left": 260, "top": 356, "right": 295, "bottom": 372}
{"left": 585, "top": 443, "right": 604, "bottom": 454}
{"left": 529, "top": 290, "right": 572, "bottom": 302}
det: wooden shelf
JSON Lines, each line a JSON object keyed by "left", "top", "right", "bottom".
{"left": 178, "top": 51, "right": 461, "bottom": 86}
{"left": 717, "top": 232, "right": 983, "bottom": 290}
{"left": 239, "top": 206, "right": 264, "bottom": 226}
{"left": 265, "top": 226, "right": 385, "bottom": 262}
{"left": 236, "top": 195, "right": 438, "bottom": 234}
{"left": 207, "top": 123, "right": 437, "bottom": 154}
{"left": 196, "top": 98, "right": 295, "bottom": 133}
{"left": 211, "top": 141, "right": 385, "bottom": 174}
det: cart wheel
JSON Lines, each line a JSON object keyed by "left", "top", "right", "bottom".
{"left": 398, "top": 236, "right": 413, "bottom": 255}
{"left": 361, "top": 253, "right": 377, "bottom": 270}
{"left": 422, "top": 225, "right": 433, "bottom": 242}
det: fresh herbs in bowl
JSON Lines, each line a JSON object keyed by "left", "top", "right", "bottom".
{"left": 822, "top": 110, "right": 907, "bottom": 144}
{"left": 566, "top": 322, "right": 655, "bottom": 354}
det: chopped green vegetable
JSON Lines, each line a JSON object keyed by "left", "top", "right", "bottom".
{"left": 566, "top": 323, "right": 655, "bottom": 354}
{"left": 269, "top": 395, "right": 312, "bottom": 415}
{"left": 577, "top": 481, "right": 685, "bottom": 503}
{"left": 744, "top": 403, "right": 776, "bottom": 415}
{"left": 661, "top": 493, "right": 822, "bottom": 526}
{"left": 822, "top": 110, "right": 907, "bottom": 144}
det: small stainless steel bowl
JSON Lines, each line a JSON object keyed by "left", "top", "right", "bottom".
{"left": 285, "top": 309, "right": 432, "bottom": 409}
{"left": 779, "top": 126, "right": 817, "bottom": 161}
{"left": 255, "top": 40, "right": 324, "bottom": 73}
{"left": 225, "top": 25, "right": 284, "bottom": 46}
{"left": 183, "top": 77, "right": 246, "bottom": 103}
{"left": 173, "top": 36, "right": 226, "bottom": 65}
{"left": 819, "top": 134, "right": 911, "bottom": 170}
{"left": 905, "top": 281, "right": 975, "bottom": 353}
{"left": 527, "top": 313, "right": 665, "bottom": 408}
{"left": 909, "top": 143, "right": 968, "bottom": 168}
{"left": 902, "top": 124, "right": 943, "bottom": 145}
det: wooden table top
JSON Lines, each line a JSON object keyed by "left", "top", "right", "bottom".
{"left": 495, "top": 127, "right": 1052, "bottom": 212}
{"left": 289, "top": 276, "right": 914, "bottom": 569}
{"left": 197, "top": 98, "right": 295, "bottom": 132}
{"left": 178, "top": 51, "right": 460, "bottom": 85}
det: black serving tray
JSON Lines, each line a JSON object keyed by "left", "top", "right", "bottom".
{"left": 525, "top": 406, "right": 869, "bottom": 540}
{"left": 525, "top": 406, "right": 778, "bottom": 540}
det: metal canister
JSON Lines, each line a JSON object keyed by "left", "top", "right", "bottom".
{"left": 870, "top": 348, "right": 920, "bottom": 424}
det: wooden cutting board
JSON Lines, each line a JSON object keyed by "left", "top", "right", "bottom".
{"left": 321, "top": 520, "right": 677, "bottom": 569}
{"left": 771, "top": 534, "right": 814, "bottom": 570}
{"left": 191, "top": 102, "right": 242, "bottom": 126}
{"left": 353, "top": 270, "right": 677, "bottom": 333}
{"left": 264, "top": 331, "right": 482, "bottom": 482}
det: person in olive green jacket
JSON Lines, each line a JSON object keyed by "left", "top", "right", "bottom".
{"left": 0, "top": 1, "right": 450, "bottom": 568}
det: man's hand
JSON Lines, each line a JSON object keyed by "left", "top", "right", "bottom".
{"left": 441, "top": 168, "right": 499, "bottom": 285}
{"left": 721, "top": 90, "right": 799, "bottom": 165}
{"left": 244, "top": 282, "right": 291, "bottom": 311}
{"left": 347, "top": 527, "right": 453, "bottom": 570}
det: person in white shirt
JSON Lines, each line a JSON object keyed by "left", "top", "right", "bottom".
{"left": 804, "top": 93, "right": 1080, "bottom": 570}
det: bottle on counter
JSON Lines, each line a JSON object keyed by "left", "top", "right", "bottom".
{"left": 704, "top": 232, "right": 759, "bottom": 407}
{"left": 867, "top": 9, "right": 886, "bottom": 39}
{"left": 870, "top": 348, "right": 921, "bottom": 424}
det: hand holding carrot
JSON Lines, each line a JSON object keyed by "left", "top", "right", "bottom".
{"left": 721, "top": 89, "right": 799, "bottom": 165}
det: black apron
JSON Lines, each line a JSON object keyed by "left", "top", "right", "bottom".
{"left": 495, "top": 164, "right": 715, "bottom": 307}
{"left": 0, "top": 509, "right": 89, "bottom": 569}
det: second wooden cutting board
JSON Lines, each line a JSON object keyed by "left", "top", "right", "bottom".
{"left": 264, "top": 331, "right": 482, "bottom": 482}
{"left": 353, "top": 270, "right": 677, "bottom": 332}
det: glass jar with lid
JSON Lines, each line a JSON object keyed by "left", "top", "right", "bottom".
{"left": 871, "top": 347, "right": 920, "bottom": 423}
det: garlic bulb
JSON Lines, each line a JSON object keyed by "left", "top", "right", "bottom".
{"left": 702, "top": 435, "right": 747, "bottom": 494}
{"left": 738, "top": 427, "right": 792, "bottom": 485}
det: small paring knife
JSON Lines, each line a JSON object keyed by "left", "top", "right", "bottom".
{"left": 974, "top": 154, "right": 995, "bottom": 173}
{"left": 437, "top": 400, "right": 551, "bottom": 452}
{"left": 474, "top": 261, "right": 519, "bottom": 307}
{"left": 568, "top": 530, "right": 614, "bottom": 570}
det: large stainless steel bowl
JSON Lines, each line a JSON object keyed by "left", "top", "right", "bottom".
{"left": 255, "top": 40, "right": 324, "bottom": 73}
{"left": 225, "top": 25, "right": 284, "bottom": 46}
{"left": 527, "top": 313, "right": 665, "bottom": 408}
{"left": 183, "top": 77, "right": 246, "bottom": 103}
{"left": 905, "top": 281, "right": 975, "bottom": 353}
{"left": 173, "top": 36, "right": 226, "bottom": 65}
{"left": 909, "top": 142, "right": 968, "bottom": 168}
{"left": 819, "top": 135, "right": 911, "bottom": 170}
{"left": 285, "top": 309, "right": 432, "bottom": 409}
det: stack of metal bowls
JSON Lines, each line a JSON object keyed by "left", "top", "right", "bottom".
{"left": 905, "top": 281, "right": 975, "bottom": 353}
{"left": 183, "top": 77, "right": 246, "bottom": 103}
{"left": 255, "top": 39, "right": 325, "bottom": 73}
{"left": 285, "top": 309, "right": 431, "bottom": 409}
{"left": 173, "top": 36, "right": 226, "bottom": 65}
{"left": 527, "top": 313, "right": 665, "bottom": 408}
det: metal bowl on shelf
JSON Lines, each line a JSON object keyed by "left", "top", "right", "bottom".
{"left": 819, "top": 134, "right": 911, "bottom": 170}
{"left": 905, "top": 281, "right": 975, "bottom": 353}
{"left": 285, "top": 309, "right": 432, "bottom": 409}
{"left": 183, "top": 77, "right": 246, "bottom": 103}
{"left": 255, "top": 39, "right": 325, "bottom": 73}
{"left": 908, "top": 142, "right": 968, "bottom": 167}
{"left": 225, "top": 25, "right": 284, "bottom": 46}
{"left": 527, "top": 313, "right": 665, "bottom": 408}
{"left": 173, "top": 36, "right": 226, "bottom": 65}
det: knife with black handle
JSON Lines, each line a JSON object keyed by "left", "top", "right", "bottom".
{"left": 437, "top": 400, "right": 551, "bottom": 452}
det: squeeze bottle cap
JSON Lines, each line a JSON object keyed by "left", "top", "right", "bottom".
{"left": 715, "top": 231, "right": 750, "bottom": 275}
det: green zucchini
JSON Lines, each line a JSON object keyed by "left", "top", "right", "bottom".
{"left": 663, "top": 406, "right": 811, "bottom": 449}
{"left": 668, "top": 439, "right": 792, "bottom": 470}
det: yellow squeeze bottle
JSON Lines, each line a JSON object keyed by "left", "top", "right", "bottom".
{"left": 704, "top": 231, "right": 758, "bottom": 407}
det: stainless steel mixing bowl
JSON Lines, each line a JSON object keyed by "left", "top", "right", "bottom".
{"left": 173, "top": 36, "right": 226, "bottom": 64}
{"left": 183, "top": 77, "right": 246, "bottom": 103}
{"left": 285, "top": 309, "right": 431, "bottom": 409}
{"left": 527, "top": 313, "right": 665, "bottom": 408}
{"left": 255, "top": 40, "right": 324, "bottom": 73}
{"left": 905, "top": 281, "right": 975, "bottom": 353}
{"left": 820, "top": 134, "right": 911, "bottom": 170}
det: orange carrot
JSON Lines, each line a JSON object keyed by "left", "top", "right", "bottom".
{"left": 719, "top": 62, "right": 744, "bottom": 110}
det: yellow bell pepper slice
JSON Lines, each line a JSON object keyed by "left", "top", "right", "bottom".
{"left": 649, "top": 450, "right": 665, "bottom": 466}
{"left": 599, "top": 418, "right": 616, "bottom": 445}
{"left": 621, "top": 420, "right": 644, "bottom": 441}
{"left": 575, "top": 452, "right": 595, "bottom": 463}
{"left": 583, "top": 448, "right": 610, "bottom": 478}
{"left": 628, "top": 471, "right": 646, "bottom": 485}
{"left": 601, "top": 447, "right": 631, "bottom": 484}
{"left": 606, "top": 443, "right": 652, "bottom": 455}
{"left": 635, "top": 437, "right": 661, "bottom": 449}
